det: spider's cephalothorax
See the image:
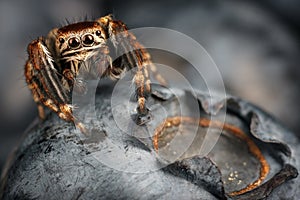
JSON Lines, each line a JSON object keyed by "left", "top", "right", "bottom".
{"left": 25, "top": 15, "right": 165, "bottom": 133}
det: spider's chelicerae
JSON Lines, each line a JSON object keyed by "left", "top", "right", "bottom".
{"left": 25, "top": 15, "right": 165, "bottom": 133}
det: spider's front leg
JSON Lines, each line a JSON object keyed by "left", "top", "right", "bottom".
{"left": 98, "top": 16, "right": 159, "bottom": 124}
{"left": 25, "top": 38, "right": 86, "bottom": 132}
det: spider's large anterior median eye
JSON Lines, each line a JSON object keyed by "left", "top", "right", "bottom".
{"left": 82, "top": 34, "right": 94, "bottom": 46}
{"left": 68, "top": 37, "right": 81, "bottom": 49}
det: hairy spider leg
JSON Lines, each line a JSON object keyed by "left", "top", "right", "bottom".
{"left": 98, "top": 15, "right": 155, "bottom": 116}
{"left": 25, "top": 39, "right": 86, "bottom": 133}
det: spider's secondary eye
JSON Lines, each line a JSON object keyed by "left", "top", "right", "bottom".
{"left": 59, "top": 37, "right": 65, "bottom": 43}
{"left": 95, "top": 30, "right": 101, "bottom": 36}
{"left": 82, "top": 34, "right": 94, "bottom": 46}
{"left": 68, "top": 37, "right": 81, "bottom": 49}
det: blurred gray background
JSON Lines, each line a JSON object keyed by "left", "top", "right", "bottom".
{"left": 0, "top": 0, "right": 299, "bottom": 173}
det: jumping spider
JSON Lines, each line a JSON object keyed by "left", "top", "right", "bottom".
{"left": 25, "top": 15, "right": 165, "bottom": 133}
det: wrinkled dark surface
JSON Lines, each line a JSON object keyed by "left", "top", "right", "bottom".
{"left": 1, "top": 0, "right": 300, "bottom": 175}
{"left": 0, "top": 84, "right": 218, "bottom": 200}
{"left": 0, "top": 84, "right": 299, "bottom": 200}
